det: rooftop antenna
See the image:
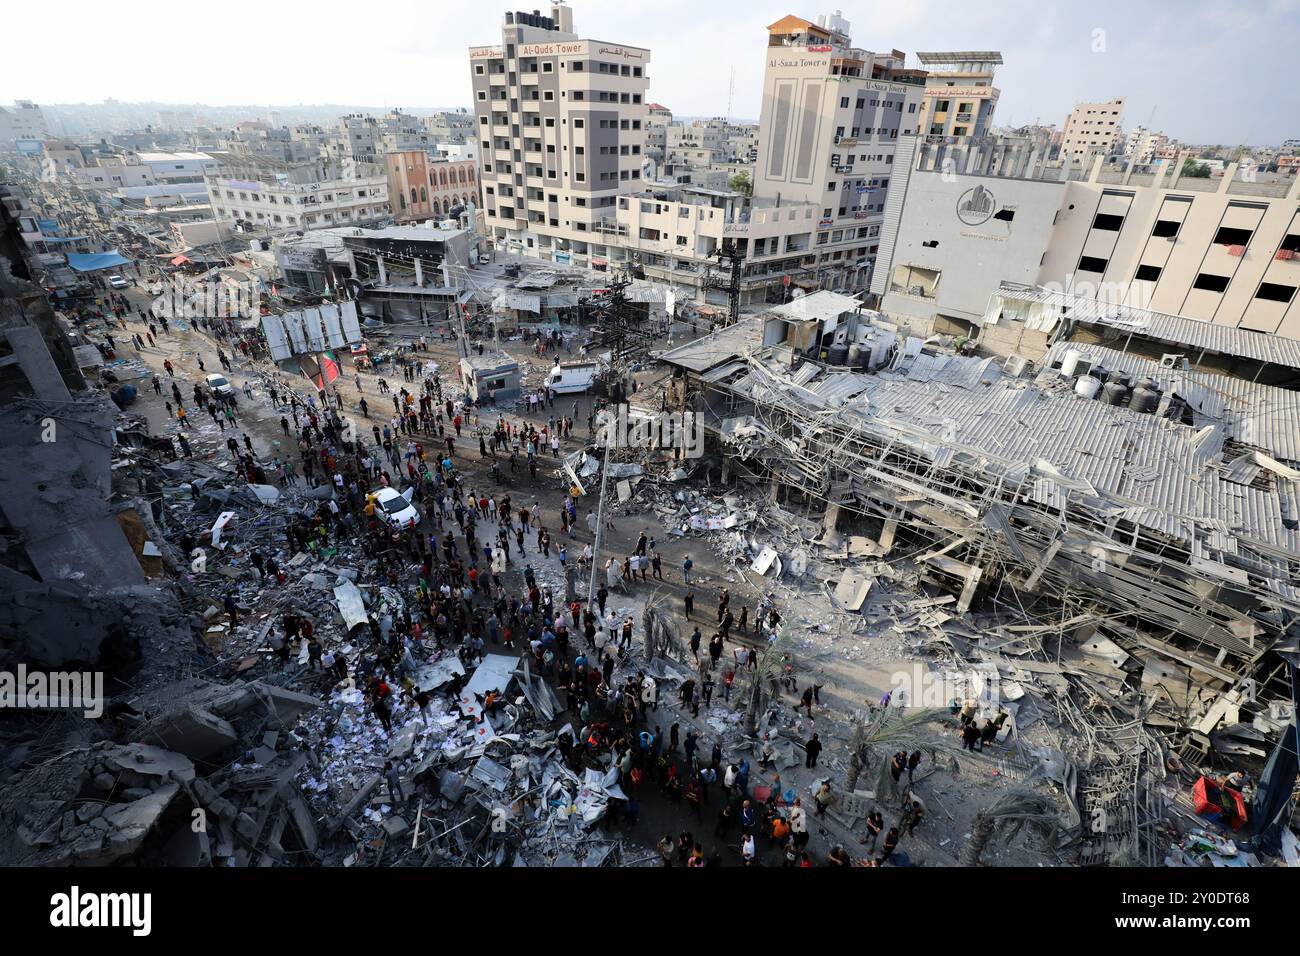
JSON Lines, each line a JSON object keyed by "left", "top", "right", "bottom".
{"left": 727, "top": 66, "right": 735, "bottom": 123}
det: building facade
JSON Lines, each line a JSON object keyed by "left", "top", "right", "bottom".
{"left": 0, "top": 100, "right": 48, "bottom": 149}
{"left": 914, "top": 52, "right": 1002, "bottom": 139}
{"left": 469, "top": 4, "right": 651, "bottom": 258}
{"left": 205, "top": 156, "right": 390, "bottom": 234}
{"left": 386, "top": 150, "right": 478, "bottom": 222}
{"left": 753, "top": 13, "right": 927, "bottom": 290}
{"left": 1059, "top": 97, "right": 1126, "bottom": 166}
{"left": 872, "top": 138, "right": 1300, "bottom": 340}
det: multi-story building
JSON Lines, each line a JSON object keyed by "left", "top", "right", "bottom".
{"left": 386, "top": 149, "right": 479, "bottom": 222}
{"left": 1059, "top": 97, "right": 1126, "bottom": 167}
{"left": 753, "top": 12, "right": 927, "bottom": 289}
{"left": 872, "top": 137, "right": 1300, "bottom": 340}
{"left": 0, "top": 100, "right": 48, "bottom": 149}
{"left": 376, "top": 109, "right": 434, "bottom": 154}
{"left": 204, "top": 154, "right": 390, "bottom": 234}
{"left": 915, "top": 51, "right": 1002, "bottom": 139}
{"left": 134, "top": 151, "right": 218, "bottom": 185}
{"left": 469, "top": 3, "right": 651, "bottom": 257}
{"left": 331, "top": 114, "right": 381, "bottom": 163}
{"left": 1124, "top": 126, "right": 1171, "bottom": 167}
{"left": 422, "top": 110, "right": 476, "bottom": 145}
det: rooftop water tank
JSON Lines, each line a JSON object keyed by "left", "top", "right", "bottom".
{"left": 1129, "top": 380, "right": 1160, "bottom": 414}
{"left": 1074, "top": 374, "right": 1102, "bottom": 400}
{"left": 1101, "top": 379, "right": 1130, "bottom": 406}
{"left": 1060, "top": 349, "right": 1088, "bottom": 377}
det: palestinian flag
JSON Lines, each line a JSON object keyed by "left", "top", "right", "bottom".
{"left": 320, "top": 350, "right": 341, "bottom": 385}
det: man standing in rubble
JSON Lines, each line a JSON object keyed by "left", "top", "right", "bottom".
{"left": 384, "top": 761, "right": 405, "bottom": 804}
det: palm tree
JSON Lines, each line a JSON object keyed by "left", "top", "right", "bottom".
{"left": 961, "top": 789, "right": 1060, "bottom": 866}
{"left": 744, "top": 632, "right": 789, "bottom": 735}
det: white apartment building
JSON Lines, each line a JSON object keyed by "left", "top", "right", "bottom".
{"left": 0, "top": 100, "right": 48, "bottom": 148}
{"left": 1124, "top": 126, "right": 1171, "bottom": 167}
{"left": 469, "top": 4, "right": 651, "bottom": 258}
{"left": 205, "top": 157, "right": 390, "bottom": 234}
{"left": 754, "top": 13, "right": 927, "bottom": 289}
{"left": 915, "top": 51, "right": 1003, "bottom": 139}
{"left": 872, "top": 138, "right": 1300, "bottom": 340}
{"left": 1060, "top": 97, "right": 1126, "bottom": 166}
{"left": 135, "top": 151, "right": 218, "bottom": 184}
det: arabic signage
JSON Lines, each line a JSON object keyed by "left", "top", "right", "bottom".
{"left": 470, "top": 46, "right": 503, "bottom": 59}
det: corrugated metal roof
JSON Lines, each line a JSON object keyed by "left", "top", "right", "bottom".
{"left": 995, "top": 282, "right": 1300, "bottom": 371}
{"left": 765, "top": 290, "right": 863, "bottom": 323}
{"left": 725, "top": 355, "right": 1300, "bottom": 561}
{"left": 658, "top": 320, "right": 764, "bottom": 372}
{"left": 1041, "top": 341, "right": 1300, "bottom": 464}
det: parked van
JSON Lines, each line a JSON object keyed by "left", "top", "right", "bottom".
{"left": 544, "top": 361, "right": 599, "bottom": 394}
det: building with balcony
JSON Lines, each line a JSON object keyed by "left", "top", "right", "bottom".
{"left": 754, "top": 12, "right": 926, "bottom": 290}
{"left": 915, "top": 51, "right": 1002, "bottom": 139}
{"left": 204, "top": 154, "right": 390, "bottom": 235}
{"left": 469, "top": 3, "right": 651, "bottom": 258}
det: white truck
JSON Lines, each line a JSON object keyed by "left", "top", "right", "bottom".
{"left": 544, "top": 360, "right": 599, "bottom": 394}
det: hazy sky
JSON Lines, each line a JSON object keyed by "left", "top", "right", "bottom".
{"left": 3, "top": 0, "right": 1295, "bottom": 144}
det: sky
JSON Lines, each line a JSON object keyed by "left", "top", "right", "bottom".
{"left": 2, "top": 0, "right": 1296, "bottom": 145}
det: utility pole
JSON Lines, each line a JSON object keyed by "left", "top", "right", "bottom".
{"left": 584, "top": 435, "right": 614, "bottom": 612}
{"left": 706, "top": 239, "right": 745, "bottom": 326}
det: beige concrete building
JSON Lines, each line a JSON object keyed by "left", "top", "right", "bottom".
{"left": 873, "top": 138, "right": 1300, "bottom": 340}
{"left": 205, "top": 155, "right": 390, "bottom": 234}
{"left": 753, "top": 12, "right": 927, "bottom": 289}
{"left": 469, "top": 3, "right": 651, "bottom": 258}
{"left": 1060, "top": 97, "right": 1126, "bottom": 165}
{"left": 915, "top": 51, "right": 1002, "bottom": 139}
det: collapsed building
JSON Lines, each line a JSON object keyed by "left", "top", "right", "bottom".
{"left": 660, "top": 289, "right": 1300, "bottom": 863}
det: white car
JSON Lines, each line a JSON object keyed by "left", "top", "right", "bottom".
{"left": 373, "top": 487, "right": 420, "bottom": 529}
{"left": 107, "top": 275, "right": 129, "bottom": 289}
{"left": 205, "top": 373, "right": 235, "bottom": 398}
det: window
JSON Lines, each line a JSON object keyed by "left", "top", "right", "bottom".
{"left": 1214, "top": 226, "right": 1253, "bottom": 247}
{"left": 543, "top": 62, "right": 553, "bottom": 72}
{"left": 1192, "top": 273, "right": 1230, "bottom": 293}
{"left": 1255, "top": 282, "right": 1296, "bottom": 303}
{"left": 840, "top": 97, "right": 850, "bottom": 108}
{"left": 475, "top": 65, "right": 485, "bottom": 75}
{"left": 544, "top": 91, "right": 554, "bottom": 101}
{"left": 571, "top": 60, "right": 584, "bottom": 71}
{"left": 1077, "top": 255, "right": 1108, "bottom": 273}
{"left": 1152, "top": 219, "right": 1180, "bottom": 238}
{"left": 574, "top": 119, "right": 584, "bottom": 128}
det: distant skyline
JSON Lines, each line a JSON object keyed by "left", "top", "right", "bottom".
{"left": 3, "top": 0, "right": 1296, "bottom": 146}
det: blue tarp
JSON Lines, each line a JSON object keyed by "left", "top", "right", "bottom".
{"left": 66, "top": 251, "right": 129, "bottom": 273}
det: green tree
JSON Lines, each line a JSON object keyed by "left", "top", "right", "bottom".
{"left": 961, "top": 789, "right": 1060, "bottom": 866}
{"left": 728, "top": 171, "right": 753, "bottom": 197}
{"left": 1181, "top": 159, "right": 1212, "bottom": 178}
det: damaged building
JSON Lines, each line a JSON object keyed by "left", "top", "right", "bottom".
{"left": 660, "top": 288, "right": 1300, "bottom": 863}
